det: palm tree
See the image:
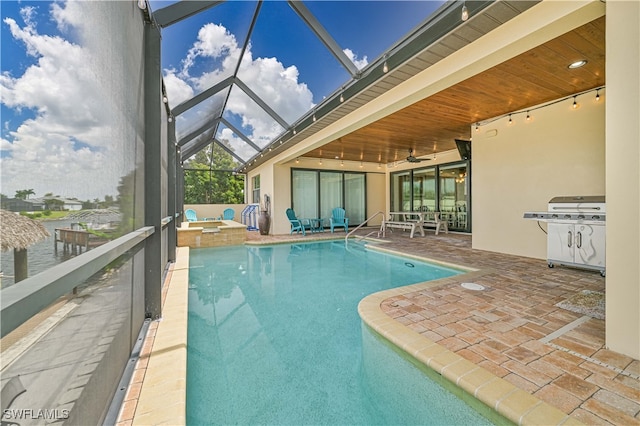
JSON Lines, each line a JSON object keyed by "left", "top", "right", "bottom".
{"left": 15, "top": 189, "right": 35, "bottom": 200}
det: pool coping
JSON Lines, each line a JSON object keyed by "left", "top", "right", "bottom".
{"left": 129, "top": 242, "right": 585, "bottom": 426}
{"left": 358, "top": 270, "right": 585, "bottom": 426}
{"left": 130, "top": 246, "right": 190, "bottom": 426}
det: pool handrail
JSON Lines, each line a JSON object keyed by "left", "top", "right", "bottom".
{"left": 345, "top": 211, "right": 385, "bottom": 244}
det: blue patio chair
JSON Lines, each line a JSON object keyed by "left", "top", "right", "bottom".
{"left": 185, "top": 209, "right": 198, "bottom": 222}
{"left": 329, "top": 207, "right": 349, "bottom": 233}
{"left": 286, "top": 208, "right": 308, "bottom": 236}
{"left": 222, "top": 208, "right": 235, "bottom": 220}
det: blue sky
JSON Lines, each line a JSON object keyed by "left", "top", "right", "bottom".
{"left": 1, "top": 0, "right": 444, "bottom": 200}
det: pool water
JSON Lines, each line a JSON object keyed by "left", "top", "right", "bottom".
{"left": 187, "top": 241, "right": 492, "bottom": 425}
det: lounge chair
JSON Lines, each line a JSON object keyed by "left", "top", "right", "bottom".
{"left": 329, "top": 207, "right": 349, "bottom": 233}
{"left": 222, "top": 208, "right": 235, "bottom": 220}
{"left": 185, "top": 209, "right": 198, "bottom": 222}
{"left": 286, "top": 208, "right": 308, "bottom": 236}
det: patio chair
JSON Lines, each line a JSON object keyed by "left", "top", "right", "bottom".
{"left": 286, "top": 208, "right": 308, "bottom": 236}
{"left": 222, "top": 208, "right": 235, "bottom": 220}
{"left": 329, "top": 207, "right": 349, "bottom": 233}
{"left": 185, "top": 209, "right": 198, "bottom": 222}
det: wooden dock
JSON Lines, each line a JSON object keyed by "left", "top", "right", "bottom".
{"left": 54, "top": 228, "right": 90, "bottom": 254}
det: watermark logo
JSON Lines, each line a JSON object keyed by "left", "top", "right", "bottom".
{"left": 2, "top": 408, "right": 70, "bottom": 421}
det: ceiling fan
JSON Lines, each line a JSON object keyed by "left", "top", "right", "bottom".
{"left": 406, "top": 148, "right": 430, "bottom": 163}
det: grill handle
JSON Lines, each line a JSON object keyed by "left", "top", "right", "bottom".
{"left": 551, "top": 206, "right": 601, "bottom": 211}
{"left": 568, "top": 231, "right": 573, "bottom": 247}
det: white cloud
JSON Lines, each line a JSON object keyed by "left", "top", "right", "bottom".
{"left": 1, "top": 2, "right": 128, "bottom": 200}
{"left": 344, "top": 48, "right": 368, "bottom": 70}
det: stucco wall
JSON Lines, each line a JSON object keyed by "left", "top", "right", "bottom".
{"left": 605, "top": 0, "right": 640, "bottom": 359}
{"left": 472, "top": 93, "right": 605, "bottom": 259}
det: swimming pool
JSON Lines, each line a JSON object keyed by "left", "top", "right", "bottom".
{"left": 187, "top": 241, "right": 493, "bottom": 425}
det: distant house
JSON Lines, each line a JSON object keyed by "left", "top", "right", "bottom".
{"left": 39, "top": 196, "right": 83, "bottom": 211}
{"left": 1, "top": 198, "right": 45, "bottom": 212}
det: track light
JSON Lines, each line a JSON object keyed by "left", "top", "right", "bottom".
{"left": 595, "top": 89, "right": 600, "bottom": 101}
{"left": 508, "top": 114, "right": 512, "bottom": 125}
{"left": 461, "top": 2, "right": 469, "bottom": 21}
{"left": 572, "top": 96, "right": 578, "bottom": 109}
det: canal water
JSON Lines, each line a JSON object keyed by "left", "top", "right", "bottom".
{"left": 1, "top": 219, "right": 77, "bottom": 289}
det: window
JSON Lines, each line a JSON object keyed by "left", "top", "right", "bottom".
{"left": 252, "top": 175, "right": 260, "bottom": 204}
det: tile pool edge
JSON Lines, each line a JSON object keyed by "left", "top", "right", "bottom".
{"left": 357, "top": 272, "right": 585, "bottom": 426}
{"left": 132, "top": 246, "right": 190, "bottom": 426}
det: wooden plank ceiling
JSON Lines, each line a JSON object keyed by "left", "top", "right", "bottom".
{"left": 303, "top": 16, "right": 605, "bottom": 165}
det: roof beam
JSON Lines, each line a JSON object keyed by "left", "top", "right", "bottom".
{"left": 177, "top": 117, "right": 220, "bottom": 147}
{"left": 212, "top": 139, "right": 247, "bottom": 164}
{"left": 234, "top": 77, "right": 290, "bottom": 129}
{"left": 153, "top": 1, "right": 223, "bottom": 28}
{"left": 171, "top": 76, "right": 234, "bottom": 117}
{"left": 288, "top": 1, "right": 359, "bottom": 78}
{"left": 220, "top": 117, "right": 263, "bottom": 152}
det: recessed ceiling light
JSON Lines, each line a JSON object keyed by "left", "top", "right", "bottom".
{"left": 568, "top": 60, "right": 588, "bottom": 69}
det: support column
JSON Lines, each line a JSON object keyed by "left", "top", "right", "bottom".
{"left": 167, "top": 119, "right": 177, "bottom": 262}
{"left": 144, "top": 19, "right": 163, "bottom": 319}
{"left": 605, "top": 0, "right": 640, "bottom": 359}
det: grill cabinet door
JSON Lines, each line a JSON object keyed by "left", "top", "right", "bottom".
{"left": 575, "top": 224, "right": 606, "bottom": 268}
{"left": 547, "top": 222, "right": 575, "bottom": 264}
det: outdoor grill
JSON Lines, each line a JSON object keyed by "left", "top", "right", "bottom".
{"left": 524, "top": 196, "right": 606, "bottom": 276}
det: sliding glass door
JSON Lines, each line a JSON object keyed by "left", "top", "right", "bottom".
{"left": 292, "top": 170, "right": 318, "bottom": 219}
{"left": 439, "top": 164, "right": 468, "bottom": 230}
{"left": 292, "top": 169, "right": 366, "bottom": 226}
{"left": 389, "top": 161, "right": 470, "bottom": 232}
{"left": 320, "top": 172, "right": 342, "bottom": 219}
{"left": 344, "top": 173, "right": 365, "bottom": 224}
{"left": 390, "top": 170, "right": 411, "bottom": 212}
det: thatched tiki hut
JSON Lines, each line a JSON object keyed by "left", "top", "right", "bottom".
{"left": 0, "top": 209, "right": 51, "bottom": 283}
